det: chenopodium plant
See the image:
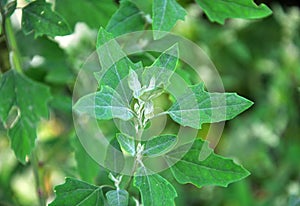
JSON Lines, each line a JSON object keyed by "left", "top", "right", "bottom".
{"left": 50, "top": 28, "right": 253, "bottom": 206}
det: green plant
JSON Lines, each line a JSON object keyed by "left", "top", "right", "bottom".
{"left": 0, "top": 0, "right": 273, "bottom": 205}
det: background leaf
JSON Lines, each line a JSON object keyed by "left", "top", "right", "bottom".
{"left": 49, "top": 177, "right": 105, "bottom": 206}
{"left": 21, "top": 1, "right": 71, "bottom": 38}
{"left": 72, "top": 135, "right": 100, "bottom": 183}
{"left": 55, "top": 0, "right": 117, "bottom": 30}
{"left": 106, "top": 0, "right": 145, "bottom": 37}
{"left": 134, "top": 167, "right": 177, "bottom": 206}
{"left": 195, "top": 0, "right": 272, "bottom": 24}
{"left": 166, "top": 139, "right": 250, "bottom": 187}
{"left": 152, "top": 0, "right": 186, "bottom": 39}
{"left": 0, "top": 70, "right": 51, "bottom": 163}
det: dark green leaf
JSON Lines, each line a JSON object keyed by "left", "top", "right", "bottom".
{"left": 152, "top": 0, "right": 186, "bottom": 39}
{"left": 55, "top": 0, "right": 117, "bottom": 30}
{"left": 96, "top": 28, "right": 142, "bottom": 103}
{"left": 106, "top": 189, "right": 129, "bottom": 206}
{"left": 0, "top": 70, "right": 51, "bottom": 163}
{"left": 49, "top": 177, "right": 105, "bottom": 206}
{"left": 166, "top": 139, "right": 250, "bottom": 187}
{"left": 106, "top": 0, "right": 145, "bottom": 37}
{"left": 116, "top": 133, "right": 135, "bottom": 156}
{"left": 1, "top": 0, "right": 16, "bottom": 17}
{"left": 73, "top": 86, "right": 134, "bottom": 121}
{"left": 195, "top": 0, "right": 272, "bottom": 24}
{"left": 104, "top": 138, "right": 125, "bottom": 174}
{"left": 142, "top": 44, "right": 179, "bottom": 88}
{"left": 143, "top": 135, "right": 177, "bottom": 157}
{"left": 72, "top": 136, "right": 100, "bottom": 183}
{"left": 21, "top": 1, "right": 71, "bottom": 38}
{"left": 134, "top": 167, "right": 177, "bottom": 206}
{"left": 168, "top": 83, "right": 253, "bottom": 129}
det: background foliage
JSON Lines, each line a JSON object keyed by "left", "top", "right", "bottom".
{"left": 0, "top": 0, "right": 299, "bottom": 205}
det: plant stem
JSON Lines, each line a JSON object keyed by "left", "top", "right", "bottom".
{"left": 30, "top": 148, "right": 46, "bottom": 206}
{"left": 3, "top": 17, "right": 23, "bottom": 73}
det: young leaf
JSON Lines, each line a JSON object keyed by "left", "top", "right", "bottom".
{"left": 0, "top": 70, "right": 51, "bottom": 163}
{"left": 168, "top": 83, "right": 253, "bottom": 129}
{"left": 49, "top": 177, "right": 105, "bottom": 206}
{"left": 73, "top": 86, "right": 134, "bottom": 121}
{"left": 134, "top": 167, "right": 177, "bottom": 206}
{"left": 106, "top": 189, "right": 129, "bottom": 206}
{"left": 166, "top": 139, "right": 250, "bottom": 187}
{"left": 143, "top": 135, "right": 177, "bottom": 157}
{"left": 21, "top": 1, "right": 71, "bottom": 38}
{"left": 116, "top": 133, "right": 136, "bottom": 156}
{"left": 152, "top": 0, "right": 186, "bottom": 39}
{"left": 142, "top": 44, "right": 179, "bottom": 88}
{"left": 106, "top": 0, "right": 145, "bottom": 37}
{"left": 128, "top": 69, "right": 141, "bottom": 98}
{"left": 195, "top": 0, "right": 272, "bottom": 24}
{"left": 96, "top": 28, "right": 142, "bottom": 103}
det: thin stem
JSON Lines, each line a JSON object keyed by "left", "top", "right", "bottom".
{"left": 150, "top": 111, "right": 169, "bottom": 119}
{"left": 4, "top": 18, "right": 23, "bottom": 73}
{"left": 30, "top": 148, "right": 46, "bottom": 206}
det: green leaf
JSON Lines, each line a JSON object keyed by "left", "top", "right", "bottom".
{"left": 166, "top": 139, "right": 250, "bottom": 187}
{"left": 96, "top": 28, "right": 142, "bottom": 103}
{"left": 116, "top": 133, "right": 136, "bottom": 156}
{"left": 72, "top": 135, "right": 100, "bottom": 183}
{"left": 106, "top": 0, "right": 145, "bottom": 37}
{"left": 1, "top": 0, "right": 17, "bottom": 17}
{"left": 143, "top": 135, "right": 177, "bottom": 157}
{"left": 0, "top": 70, "right": 51, "bottom": 163}
{"left": 134, "top": 167, "right": 177, "bottom": 206}
{"left": 49, "top": 177, "right": 105, "bottom": 206}
{"left": 142, "top": 44, "right": 179, "bottom": 88}
{"left": 21, "top": 1, "right": 71, "bottom": 38}
{"left": 152, "top": 0, "right": 186, "bottom": 39}
{"left": 55, "top": 0, "right": 117, "bottom": 30}
{"left": 106, "top": 189, "right": 129, "bottom": 206}
{"left": 168, "top": 83, "right": 253, "bottom": 129}
{"left": 73, "top": 86, "right": 134, "bottom": 121}
{"left": 104, "top": 138, "right": 125, "bottom": 174}
{"left": 195, "top": 0, "right": 272, "bottom": 24}
{"left": 16, "top": 31, "right": 73, "bottom": 84}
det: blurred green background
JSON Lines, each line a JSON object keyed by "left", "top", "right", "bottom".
{"left": 0, "top": 1, "right": 299, "bottom": 206}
